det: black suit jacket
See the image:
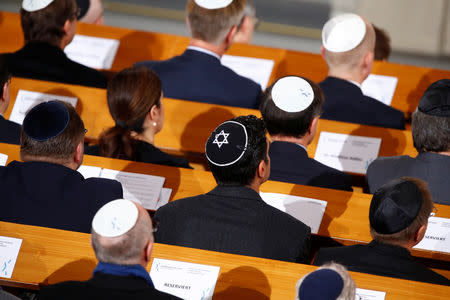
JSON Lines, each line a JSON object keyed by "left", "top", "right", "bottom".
{"left": 0, "top": 161, "right": 123, "bottom": 233}
{"left": 136, "top": 49, "right": 261, "bottom": 108}
{"left": 314, "top": 240, "right": 450, "bottom": 286}
{"left": 0, "top": 115, "right": 21, "bottom": 145}
{"left": 319, "top": 77, "right": 405, "bottom": 129}
{"left": 367, "top": 152, "right": 450, "bottom": 205}
{"left": 155, "top": 185, "right": 311, "bottom": 263}
{"left": 269, "top": 141, "right": 352, "bottom": 191}
{"left": 39, "top": 272, "right": 180, "bottom": 300}
{"left": 2, "top": 42, "right": 107, "bottom": 88}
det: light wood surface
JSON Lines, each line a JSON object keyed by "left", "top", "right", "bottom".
{"left": 0, "top": 221, "right": 449, "bottom": 299}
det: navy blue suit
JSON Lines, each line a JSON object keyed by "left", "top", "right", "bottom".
{"left": 0, "top": 161, "right": 123, "bottom": 233}
{"left": 0, "top": 115, "right": 21, "bottom": 145}
{"left": 135, "top": 49, "right": 261, "bottom": 108}
{"left": 319, "top": 77, "right": 405, "bottom": 129}
{"left": 269, "top": 141, "right": 352, "bottom": 191}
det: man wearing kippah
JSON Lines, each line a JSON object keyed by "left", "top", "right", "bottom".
{"left": 154, "top": 115, "right": 311, "bottom": 263}
{"left": 0, "top": 101, "right": 123, "bottom": 233}
{"left": 314, "top": 177, "right": 450, "bottom": 285}
{"left": 76, "top": 0, "right": 104, "bottom": 24}
{"left": 40, "top": 200, "right": 180, "bottom": 299}
{"left": 367, "top": 79, "right": 450, "bottom": 205}
{"left": 135, "top": 0, "right": 261, "bottom": 109}
{"left": 319, "top": 14, "right": 405, "bottom": 130}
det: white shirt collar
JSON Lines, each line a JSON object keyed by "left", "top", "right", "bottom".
{"left": 296, "top": 143, "right": 307, "bottom": 152}
{"left": 187, "top": 46, "right": 221, "bottom": 60}
{"left": 348, "top": 80, "right": 362, "bottom": 89}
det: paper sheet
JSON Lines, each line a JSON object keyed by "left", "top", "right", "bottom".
{"left": 77, "top": 165, "right": 102, "bottom": 179}
{"left": 413, "top": 217, "right": 450, "bottom": 253}
{"left": 314, "top": 132, "right": 381, "bottom": 174}
{"left": 260, "top": 192, "right": 327, "bottom": 234}
{"left": 64, "top": 34, "right": 120, "bottom": 70}
{"left": 150, "top": 258, "right": 220, "bottom": 300}
{"left": 0, "top": 236, "right": 23, "bottom": 279}
{"left": 361, "top": 74, "right": 398, "bottom": 106}
{"left": 355, "top": 288, "right": 386, "bottom": 300}
{"left": 0, "top": 153, "right": 8, "bottom": 166}
{"left": 156, "top": 188, "right": 172, "bottom": 210}
{"left": 100, "top": 169, "right": 165, "bottom": 210}
{"left": 221, "top": 55, "right": 274, "bottom": 90}
{"left": 9, "top": 90, "right": 78, "bottom": 125}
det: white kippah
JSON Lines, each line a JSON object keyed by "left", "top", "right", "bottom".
{"left": 322, "top": 13, "right": 366, "bottom": 53}
{"left": 22, "top": 0, "right": 55, "bottom": 12}
{"left": 271, "top": 76, "right": 314, "bottom": 113}
{"left": 195, "top": 0, "right": 233, "bottom": 9}
{"left": 92, "top": 199, "right": 139, "bottom": 238}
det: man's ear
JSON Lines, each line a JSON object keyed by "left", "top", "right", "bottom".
{"left": 185, "top": 16, "right": 191, "bottom": 33}
{"left": 144, "top": 240, "right": 154, "bottom": 264}
{"left": 308, "top": 116, "right": 319, "bottom": 135}
{"left": 320, "top": 45, "right": 326, "bottom": 59}
{"left": 414, "top": 223, "right": 428, "bottom": 244}
{"left": 1, "top": 82, "right": 7, "bottom": 103}
{"left": 63, "top": 19, "right": 71, "bottom": 36}
{"left": 74, "top": 141, "right": 84, "bottom": 165}
{"left": 257, "top": 159, "right": 267, "bottom": 180}
{"left": 225, "top": 25, "right": 238, "bottom": 46}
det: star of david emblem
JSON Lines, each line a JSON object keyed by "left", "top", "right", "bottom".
{"left": 299, "top": 88, "right": 311, "bottom": 98}
{"left": 213, "top": 130, "right": 229, "bottom": 149}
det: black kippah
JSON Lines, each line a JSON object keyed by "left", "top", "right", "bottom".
{"left": 299, "top": 269, "right": 344, "bottom": 300}
{"left": 369, "top": 178, "right": 423, "bottom": 235}
{"left": 23, "top": 101, "right": 70, "bottom": 142}
{"left": 76, "top": 0, "right": 90, "bottom": 19}
{"left": 418, "top": 79, "right": 450, "bottom": 117}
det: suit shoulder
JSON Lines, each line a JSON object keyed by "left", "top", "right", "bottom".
{"left": 314, "top": 244, "right": 363, "bottom": 265}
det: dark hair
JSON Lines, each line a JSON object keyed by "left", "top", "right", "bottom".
{"left": 412, "top": 110, "right": 450, "bottom": 153}
{"left": 374, "top": 25, "right": 391, "bottom": 61}
{"left": 209, "top": 115, "right": 268, "bottom": 186}
{"left": 98, "top": 66, "right": 162, "bottom": 159}
{"left": 260, "top": 76, "right": 324, "bottom": 138}
{"left": 20, "top": 101, "right": 85, "bottom": 161}
{"left": 0, "top": 56, "right": 10, "bottom": 96}
{"left": 20, "top": 0, "right": 77, "bottom": 47}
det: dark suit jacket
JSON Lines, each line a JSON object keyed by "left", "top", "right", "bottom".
{"left": 314, "top": 240, "right": 450, "bottom": 286}
{"left": 135, "top": 49, "right": 261, "bottom": 108}
{"left": 39, "top": 272, "right": 180, "bottom": 300}
{"left": 319, "top": 77, "right": 405, "bottom": 130}
{"left": 2, "top": 42, "right": 107, "bottom": 88}
{"left": 0, "top": 161, "right": 123, "bottom": 233}
{"left": 269, "top": 141, "right": 352, "bottom": 191}
{"left": 0, "top": 115, "right": 21, "bottom": 145}
{"left": 155, "top": 185, "right": 311, "bottom": 263}
{"left": 367, "top": 152, "right": 450, "bottom": 205}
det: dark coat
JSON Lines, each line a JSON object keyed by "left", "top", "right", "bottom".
{"left": 314, "top": 240, "right": 450, "bottom": 286}
{"left": 367, "top": 152, "right": 450, "bottom": 205}
{"left": 154, "top": 185, "right": 311, "bottom": 263}
{"left": 0, "top": 115, "right": 21, "bottom": 145}
{"left": 269, "top": 141, "right": 352, "bottom": 191}
{"left": 0, "top": 161, "right": 123, "bottom": 233}
{"left": 135, "top": 49, "right": 261, "bottom": 108}
{"left": 319, "top": 77, "right": 405, "bottom": 130}
{"left": 2, "top": 42, "right": 107, "bottom": 88}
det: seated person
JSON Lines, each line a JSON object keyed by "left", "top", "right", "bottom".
{"left": 85, "top": 66, "right": 191, "bottom": 169}
{"left": 314, "top": 177, "right": 450, "bottom": 286}
{"left": 154, "top": 116, "right": 311, "bottom": 263}
{"left": 233, "top": 0, "right": 257, "bottom": 44}
{"left": 260, "top": 76, "right": 352, "bottom": 191}
{"left": 2, "top": 0, "right": 107, "bottom": 88}
{"left": 373, "top": 25, "right": 391, "bottom": 61}
{"left": 295, "top": 262, "right": 356, "bottom": 300}
{"left": 319, "top": 14, "right": 405, "bottom": 129}
{"left": 0, "top": 56, "right": 21, "bottom": 145}
{"left": 76, "top": 0, "right": 104, "bottom": 24}
{"left": 0, "top": 101, "right": 122, "bottom": 233}
{"left": 40, "top": 199, "right": 180, "bottom": 300}
{"left": 367, "top": 79, "right": 450, "bottom": 205}
{"left": 135, "top": 0, "right": 261, "bottom": 109}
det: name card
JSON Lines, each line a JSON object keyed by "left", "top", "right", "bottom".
{"left": 0, "top": 236, "right": 23, "bottom": 279}
{"left": 221, "top": 55, "right": 274, "bottom": 90}
{"left": 65, "top": 35, "right": 120, "bottom": 70}
{"left": 150, "top": 258, "right": 220, "bottom": 300}
{"left": 413, "top": 217, "right": 450, "bottom": 253}
{"left": 260, "top": 192, "right": 327, "bottom": 234}
{"left": 10, "top": 90, "right": 78, "bottom": 125}
{"left": 361, "top": 74, "right": 398, "bottom": 106}
{"left": 356, "top": 288, "right": 386, "bottom": 300}
{"left": 0, "top": 153, "right": 8, "bottom": 166}
{"left": 314, "top": 132, "right": 381, "bottom": 174}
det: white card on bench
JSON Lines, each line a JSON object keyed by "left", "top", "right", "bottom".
{"left": 0, "top": 236, "right": 23, "bottom": 279}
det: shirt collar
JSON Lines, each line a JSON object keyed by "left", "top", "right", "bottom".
{"left": 296, "top": 143, "right": 307, "bottom": 152}
{"left": 187, "top": 46, "right": 221, "bottom": 60}
{"left": 94, "top": 262, "right": 154, "bottom": 288}
{"left": 348, "top": 80, "right": 362, "bottom": 89}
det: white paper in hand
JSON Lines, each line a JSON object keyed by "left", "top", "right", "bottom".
{"left": 314, "top": 132, "right": 381, "bottom": 174}
{"left": 413, "top": 217, "right": 450, "bottom": 253}
{"left": 221, "top": 55, "right": 274, "bottom": 90}
{"left": 361, "top": 74, "right": 398, "bottom": 106}
{"left": 9, "top": 90, "right": 78, "bottom": 125}
{"left": 77, "top": 165, "right": 102, "bottom": 179}
{"left": 150, "top": 258, "right": 220, "bottom": 300}
{"left": 65, "top": 35, "right": 120, "bottom": 70}
{"left": 0, "top": 236, "right": 23, "bottom": 279}
{"left": 355, "top": 288, "right": 386, "bottom": 300}
{"left": 0, "top": 153, "right": 8, "bottom": 166}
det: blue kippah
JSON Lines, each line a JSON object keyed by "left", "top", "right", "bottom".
{"left": 299, "top": 269, "right": 344, "bottom": 300}
{"left": 23, "top": 101, "right": 70, "bottom": 142}
{"left": 418, "top": 79, "right": 450, "bottom": 117}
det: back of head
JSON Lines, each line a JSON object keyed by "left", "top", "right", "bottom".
{"left": 99, "top": 66, "right": 162, "bottom": 159}
{"left": 373, "top": 25, "right": 391, "bottom": 61}
{"left": 0, "top": 56, "right": 10, "bottom": 98}
{"left": 186, "top": 0, "right": 246, "bottom": 45}
{"left": 20, "top": 100, "right": 85, "bottom": 163}
{"left": 412, "top": 79, "right": 450, "bottom": 153}
{"left": 206, "top": 115, "right": 267, "bottom": 186}
{"left": 77, "top": 0, "right": 104, "bottom": 24}
{"left": 260, "top": 76, "right": 324, "bottom": 138}
{"left": 21, "top": 0, "right": 77, "bottom": 47}
{"left": 369, "top": 177, "right": 433, "bottom": 245}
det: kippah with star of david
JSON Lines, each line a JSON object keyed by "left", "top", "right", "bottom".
{"left": 271, "top": 76, "right": 315, "bottom": 113}
{"left": 92, "top": 199, "right": 139, "bottom": 238}
{"left": 22, "top": 0, "right": 55, "bottom": 12}
{"left": 205, "top": 120, "right": 248, "bottom": 167}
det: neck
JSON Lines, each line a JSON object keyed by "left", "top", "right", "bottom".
{"left": 437, "top": 151, "right": 450, "bottom": 156}
{"left": 133, "top": 127, "right": 155, "bottom": 145}
{"left": 189, "top": 39, "right": 226, "bottom": 57}
{"left": 21, "top": 156, "right": 78, "bottom": 170}
{"left": 328, "top": 68, "right": 366, "bottom": 85}
{"left": 271, "top": 135, "right": 309, "bottom": 148}
{"left": 246, "top": 180, "right": 262, "bottom": 194}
